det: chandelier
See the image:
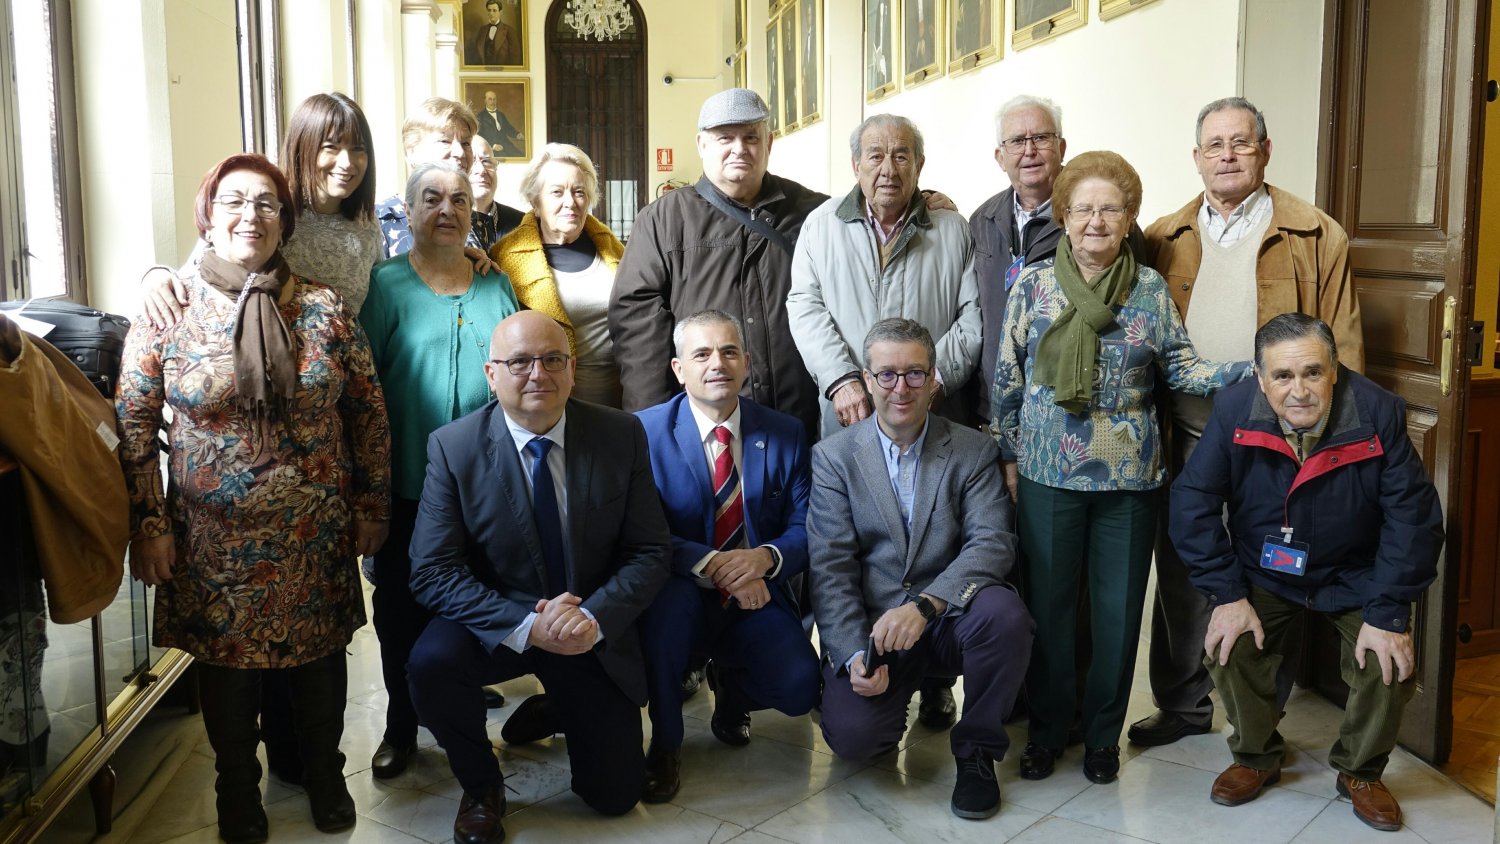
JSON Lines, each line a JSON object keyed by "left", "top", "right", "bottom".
{"left": 563, "top": 0, "right": 633, "bottom": 41}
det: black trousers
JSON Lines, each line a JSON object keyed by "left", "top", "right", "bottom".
{"left": 370, "top": 497, "right": 433, "bottom": 746}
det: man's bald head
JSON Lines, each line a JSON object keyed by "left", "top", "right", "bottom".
{"left": 484, "top": 311, "right": 576, "bottom": 434}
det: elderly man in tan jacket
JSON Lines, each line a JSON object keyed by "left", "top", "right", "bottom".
{"left": 1129, "top": 96, "right": 1364, "bottom": 750}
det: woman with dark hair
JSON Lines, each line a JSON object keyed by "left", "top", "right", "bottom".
{"left": 140, "top": 92, "right": 383, "bottom": 323}
{"left": 117, "top": 153, "right": 391, "bottom": 843}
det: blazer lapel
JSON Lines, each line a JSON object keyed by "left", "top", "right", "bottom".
{"left": 740, "top": 401, "right": 768, "bottom": 547}
{"left": 672, "top": 400, "right": 716, "bottom": 543}
{"left": 489, "top": 408, "right": 549, "bottom": 589}
{"left": 905, "top": 418, "right": 952, "bottom": 567}
{"left": 852, "top": 420, "right": 908, "bottom": 562}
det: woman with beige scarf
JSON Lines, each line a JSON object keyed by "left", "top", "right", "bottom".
{"left": 115, "top": 153, "right": 391, "bottom": 844}
{"left": 991, "top": 151, "right": 1249, "bottom": 787}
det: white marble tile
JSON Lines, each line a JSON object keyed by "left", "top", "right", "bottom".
{"left": 667, "top": 728, "right": 865, "bottom": 827}
{"left": 1007, "top": 815, "right": 1156, "bottom": 843}
{"left": 416, "top": 750, "right": 574, "bottom": 812}
{"left": 357, "top": 784, "right": 463, "bottom": 844}
{"left": 123, "top": 749, "right": 303, "bottom": 844}
{"left": 726, "top": 831, "right": 801, "bottom": 844}
{"left": 1052, "top": 755, "right": 1330, "bottom": 844}
{"left": 505, "top": 795, "right": 745, "bottom": 843}
{"left": 873, "top": 727, "right": 1094, "bottom": 816}
{"left": 1372, "top": 751, "right": 1494, "bottom": 844}
{"left": 754, "top": 766, "right": 1044, "bottom": 844}
{"left": 1288, "top": 800, "right": 1429, "bottom": 844}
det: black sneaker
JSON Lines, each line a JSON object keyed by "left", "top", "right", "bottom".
{"left": 951, "top": 751, "right": 1000, "bottom": 819}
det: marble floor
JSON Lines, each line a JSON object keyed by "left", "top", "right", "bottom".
{"left": 41, "top": 603, "right": 1498, "bottom": 844}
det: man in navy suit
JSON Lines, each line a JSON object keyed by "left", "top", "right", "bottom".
{"left": 634, "top": 310, "right": 821, "bottom": 802}
{"left": 406, "top": 311, "right": 671, "bottom": 844}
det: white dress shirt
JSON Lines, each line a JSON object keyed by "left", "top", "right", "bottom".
{"left": 685, "top": 399, "right": 784, "bottom": 584}
{"left": 1199, "top": 184, "right": 1272, "bottom": 245}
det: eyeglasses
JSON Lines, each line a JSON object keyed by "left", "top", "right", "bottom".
{"left": 491, "top": 354, "right": 571, "bottom": 376}
{"left": 213, "top": 194, "right": 283, "bottom": 219}
{"left": 1065, "top": 205, "right": 1128, "bottom": 223}
{"left": 1198, "top": 138, "right": 1262, "bottom": 159}
{"left": 868, "top": 369, "right": 930, "bottom": 390}
{"left": 1000, "top": 132, "right": 1060, "bottom": 154}
{"left": 474, "top": 157, "right": 497, "bottom": 171}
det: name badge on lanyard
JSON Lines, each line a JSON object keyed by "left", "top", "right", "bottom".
{"left": 1260, "top": 527, "right": 1310, "bottom": 577}
{"left": 1005, "top": 255, "right": 1025, "bottom": 291}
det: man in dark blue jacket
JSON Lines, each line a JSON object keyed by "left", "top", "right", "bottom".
{"left": 1170, "top": 313, "right": 1443, "bottom": 833}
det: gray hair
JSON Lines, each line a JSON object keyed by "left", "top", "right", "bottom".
{"left": 1196, "top": 97, "right": 1269, "bottom": 146}
{"left": 994, "top": 94, "right": 1063, "bottom": 146}
{"left": 673, "top": 309, "right": 745, "bottom": 358}
{"left": 404, "top": 161, "right": 472, "bottom": 210}
{"left": 849, "top": 114, "right": 925, "bottom": 162}
{"left": 1253, "top": 313, "right": 1338, "bottom": 370}
{"left": 863, "top": 318, "right": 936, "bottom": 371}
{"left": 518, "top": 142, "right": 601, "bottom": 212}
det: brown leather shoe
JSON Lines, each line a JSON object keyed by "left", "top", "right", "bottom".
{"left": 1210, "top": 763, "right": 1281, "bottom": 806}
{"left": 1337, "top": 774, "right": 1402, "bottom": 831}
{"left": 454, "top": 785, "right": 506, "bottom": 844}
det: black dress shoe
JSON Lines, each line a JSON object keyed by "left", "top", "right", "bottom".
{"left": 1083, "top": 745, "right": 1121, "bottom": 784}
{"left": 501, "top": 694, "right": 560, "bottom": 745}
{"left": 951, "top": 751, "right": 999, "bottom": 819}
{"left": 643, "top": 744, "right": 682, "bottom": 803}
{"left": 917, "top": 683, "right": 958, "bottom": 730}
{"left": 1018, "top": 742, "right": 1059, "bottom": 781}
{"left": 454, "top": 785, "right": 507, "bottom": 844}
{"left": 483, "top": 688, "right": 506, "bottom": 709}
{"left": 370, "top": 739, "right": 417, "bottom": 779}
{"left": 1126, "top": 709, "right": 1211, "bottom": 747}
{"left": 706, "top": 664, "right": 751, "bottom": 746}
{"left": 680, "top": 666, "right": 705, "bottom": 700}
{"left": 306, "top": 776, "right": 357, "bottom": 832}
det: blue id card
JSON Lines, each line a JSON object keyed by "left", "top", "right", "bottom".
{"left": 1260, "top": 536, "right": 1310, "bottom": 576}
{"left": 1005, "top": 255, "right": 1025, "bottom": 291}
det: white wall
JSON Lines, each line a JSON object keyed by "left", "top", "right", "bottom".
{"left": 1240, "top": 0, "right": 1325, "bottom": 200}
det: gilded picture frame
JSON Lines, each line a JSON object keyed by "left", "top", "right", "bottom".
{"left": 798, "top": 0, "right": 822, "bottom": 127}
{"left": 459, "top": 0, "right": 527, "bottom": 72}
{"left": 1012, "top": 0, "right": 1085, "bottom": 52}
{"left": 1100, "top": 0, "right": 1163, "bottom": 21}
{"left": 946, "top": 0, "right": 1001, "bottom": 76}
{"left": 865, "top": 0, "right": 898, "bottom": 103}
{"left": 902, "top": 0, "right": 943, "bottom": 88}
{"left": 460, "top": 77, "right": 530, "bottom": 162}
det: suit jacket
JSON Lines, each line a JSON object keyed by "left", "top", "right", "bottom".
{"left": 408, "top": 398, "right": 671, "bottom": 704}
{"left": 469, "top": 22, "right": 519, "bottom": 66}
{"left": 635, "top": 394, "right": 811, "bottom": 610}
{"left": 808, "top": 414, "right": 1016, "bottom": 667}
{"left": 477, "top": 109, "right": 521, "bottom": 157}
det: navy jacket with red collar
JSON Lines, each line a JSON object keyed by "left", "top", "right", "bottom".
{"left": 1169, "top": 366, "right": 1443, "bottom": 633}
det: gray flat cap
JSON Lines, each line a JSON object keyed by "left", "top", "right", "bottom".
{"left": 698, "top": 88, "right": 770, "bottom": 130}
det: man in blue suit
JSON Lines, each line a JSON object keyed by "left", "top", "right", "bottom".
{"left": 635, "top": 310, "right": 821, "bottom": 802}
{"left": 406, "top": 311, "right": 671, "bottom": 844}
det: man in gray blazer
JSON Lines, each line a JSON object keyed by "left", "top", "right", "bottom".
{"left": 809, "top": 318, "right": 1032, "bottom": 821}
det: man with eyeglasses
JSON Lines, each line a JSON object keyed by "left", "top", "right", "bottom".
{"left": 808, "top": 318, "right": 1031, "bottom": 820}
{"left": 1129, "top": 96, "right": 1364, "bottom": 750}
{"left": 405, "top": 310, "right": 671, "bottom": 844}
{"left": 633, "top": 310, "right": 820, "bottom": 803}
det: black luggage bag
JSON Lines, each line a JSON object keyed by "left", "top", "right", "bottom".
{"left": 0, "top": 300, "right": 131, "bottom": 398}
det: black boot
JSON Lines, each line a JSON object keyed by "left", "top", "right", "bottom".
{"left": 289, "top": 654, "right": 357, "bottom": 833}
{"left": 260, "top": 670, "right": 303, "bottom": 785}
{"left": 197, "top": 664, "right": 269, "bottom": 844}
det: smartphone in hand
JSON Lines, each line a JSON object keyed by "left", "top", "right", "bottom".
{"left": 862, "top": 635, "right": 895, "bottom": 677}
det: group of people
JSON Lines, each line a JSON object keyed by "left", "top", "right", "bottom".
{"left": 107, "top": 84, "right": 1444, "bottom": 844}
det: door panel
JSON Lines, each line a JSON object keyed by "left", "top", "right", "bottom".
{"left": 1322, "top": 0, "right": 1484, "bottom": 764}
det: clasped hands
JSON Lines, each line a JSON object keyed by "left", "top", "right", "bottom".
{"left": 1205, "top": 598, "right": 1414, "bottom": 685}
{"left": 849, "top": 597, "right": 946, "bottom": 697}
{"left": 703, "top": 547, "right": 775, "bottom": 609}
{"left": 527, "top": 592, "right": 599, "bottom": 655}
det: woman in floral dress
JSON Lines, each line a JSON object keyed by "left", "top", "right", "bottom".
{"left": 992, "top": 151, "right": 1250, "bottom": 787}
{"left": 116, "top": 153, "right": 390, "bottom": 844}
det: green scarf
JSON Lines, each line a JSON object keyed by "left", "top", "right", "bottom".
{"left": 1032, "top": 238, "right": 1137, "bottom": 414}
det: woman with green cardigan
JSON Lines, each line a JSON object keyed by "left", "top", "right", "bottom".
{"left": 358, "top": 160, "right": 518, "bottom": 779}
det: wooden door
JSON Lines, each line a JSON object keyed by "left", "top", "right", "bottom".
{"left": 545, "top": 0, "right": 647, "bottom": 241}
{"left": 1317, "top": 0, "right": 1486, "bottom": 763}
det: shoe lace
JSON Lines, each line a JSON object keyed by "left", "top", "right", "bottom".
{"left": 958, "top": 753, "right": 996, "bottom": 781}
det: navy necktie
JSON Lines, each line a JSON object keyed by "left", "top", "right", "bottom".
{"left": 525, "top": 437, "right": 567, "bottom": 595}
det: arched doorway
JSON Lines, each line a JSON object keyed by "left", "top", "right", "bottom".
{"left": 545, "top": 0, "right": 647, "bottom": 240}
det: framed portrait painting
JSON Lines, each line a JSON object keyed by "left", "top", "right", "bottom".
{"left": 902, "top": 0, "right": 942, "bottom": 87}
{"left": 767, "top": 21, "right": 782, "bottom": 134}
{"left": 780, "top": 5, "right": 799, "bottom": 130}
{"left": 798, "top": 0, "right": 821, "bottom": 126}
{"left": 864, "top": 0, "right": 897, "bottom": 103}
{"left": 1100, "top": 0, "right": 1163, "bottom": 21}
{"left": 1012, "top": 0, "right": 1085, "bottom": 51}
{"left": 947, "top": 0, "right": 1000, "bottom": 75}
{"left": 460, "top": 0, "right": 527, "bottom": 71}
{"left": 461, "top": 77, "right": 530, "bottom": 161}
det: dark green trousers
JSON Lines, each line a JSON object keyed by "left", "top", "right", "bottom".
{"left": 1017, "top": 477, "right": 1156, "bottom": 750}
{"left": 1206, "top": 584, "right": 1413, "bottom": 780}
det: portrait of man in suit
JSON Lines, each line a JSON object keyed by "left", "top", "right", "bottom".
{"left": 799, "top": 0, "right": 819, "bottom": 118}
{"left": 634, "top": 311, "right": 821, "bottom": 803}
{"left": 903, "top": 0, "right": 936, "bottom": 76}
{"left": 866, "top": 0, "right": 893, "bottom": 96}
{"left": 465, "top": 0, "right": 521, "bottom": 67}
{"left": 476, "top": 89, "right": 524, "bottom": 157}
{"left": 808, "top": 318, "right": 1033, "bottom": 821}
{"left": 405, "top": 311, "right": 671, "bottom": 844}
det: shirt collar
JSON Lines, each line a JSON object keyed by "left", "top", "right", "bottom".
{"left": 1276, "top": 398, "right": 1333, "bottom": 441}
{"left": 687, "top": 398, "right": 742, "bottom": 446}
{"left": 504, "top": 410, "right": 567, "bottom": 455}
{"left": 875, "top": 417, "right": 929, "bottom": 460}
{"left": 1199, "top": 183, "right": 1269, "bottom": 229}
{"left": 1013, "top": 192, "right": 1053, "bottom": 224}
{"left": 865, "top": 196, "right": 908, "bottom": 246}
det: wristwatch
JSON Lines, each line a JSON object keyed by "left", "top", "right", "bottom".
{"left": 914, "top": 595, "right": 939, "bottom": 622}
